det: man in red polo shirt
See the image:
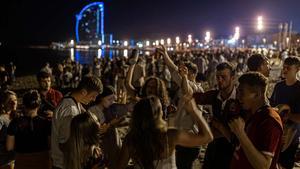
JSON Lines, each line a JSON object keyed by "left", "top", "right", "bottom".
{"left": 229, "top": 72, "right": 283, "bottom": 169}
{"left": 37, "top": 71, "right": 63, "bottom": 119}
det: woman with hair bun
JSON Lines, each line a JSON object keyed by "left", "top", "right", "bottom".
{"left": 6, "top": 90, "right": 51, "bottom": 169}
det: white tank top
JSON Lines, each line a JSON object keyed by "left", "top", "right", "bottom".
{"left": 134, "top": 152, "right": 177, "bottom": 169}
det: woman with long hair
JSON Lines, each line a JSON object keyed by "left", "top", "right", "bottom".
{"left": 116, "top": 96, "right": 213, "bottom": 169}
{"left": 0, "top": 90, "right": 18, "bottom": 169}
{"left": 89, "top": 85, "right": 131, "bottom": 169}
{"left": 62, "top": 112, "right": 104, "bottom": 169}
{"left": 6, "top": 90, "right": 51, "bottom": 169}
{"left": 125, "top": 51, "right": 170, "bottom": 119}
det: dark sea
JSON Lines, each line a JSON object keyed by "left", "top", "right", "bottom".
{"left": 0, "top": 47, "right": 129, "bottom": 76}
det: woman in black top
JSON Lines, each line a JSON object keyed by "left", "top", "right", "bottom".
{"left": 6, "top": 90, "right": 51, "bottom": 169}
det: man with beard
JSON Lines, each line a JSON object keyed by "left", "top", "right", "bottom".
{"left": 36, "top": 71, "right": 63, "bottom": 119}
{"left": 193, "top": 62, "right": 236, "bottom": 169}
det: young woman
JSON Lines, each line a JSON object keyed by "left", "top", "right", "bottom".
{"left": 62, "top": 112, "right": 104, "bottom": 169}
{"left": 0, "top": 90, "right": 18, "bottom": 169}
{"left": 89, "top": 86, "right": 130, "bottom": 169}
{"left": 116, "top": 96, "right": 213, "bottom": 169}
{"left": 6, "top": 90, "right": 51, "bottom": 169}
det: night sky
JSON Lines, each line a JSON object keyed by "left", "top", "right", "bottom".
{"left": 1, "top": 0, "right": 300, "bottom": 46}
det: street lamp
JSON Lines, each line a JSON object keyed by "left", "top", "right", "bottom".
{"left": 167, "top": 38, "right": 171, "bottom": 45}
{"left": 146, "top": 41, "right": 150, "bottom": 47}
{"left": 175, "top": 36, "right": 180, "bottom": 44}
{"left": 98, "top": 40, "right": 102, "bottom": 46}
{"left": 123, "top": 41, "right": 128, "bottom": 47}
{"left": 257, "top": 16, "right": 264, "bottom": 31}
{"left": 286, "top": 37, "right": 290, "bottom": 47}
{"left": 188, "top": 34, "right": 192, "bottom": 43}
{"left": 234, "top": 26, "right": 240, "bottom": 40}
{"left": 70, "top": 39, "right": 75, "bottom": 47}
{"left": 205, "top": 31, "right": 211, "bottom": 43}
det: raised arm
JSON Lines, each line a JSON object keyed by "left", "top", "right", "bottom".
{"left": 179, "top": 65, "right": 194, "bottom": 97}
{"left": 125, "top": 50, "right": 139, "bottom": 97}
{"left": 157, "top": 45, "right": 178, "bottom": 73}
{"left": 174, "top": 98, "right": 213, "bottom": 147}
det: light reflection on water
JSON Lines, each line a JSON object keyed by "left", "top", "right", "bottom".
{"left": 69, "top": 48, "right": 129, "bottom": 64}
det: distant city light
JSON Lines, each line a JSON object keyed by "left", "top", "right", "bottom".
{"left": 146, "top": 41, "right": 150, "bottom": 46}
{"left": 262, "top": 38, "right": 266, "bottom": 44}
{"left": 188, "top": 34, "right": 192, "bottom": 43}
{"left": 123, "top": 49, "right": 128, "bottom": 57}
{"left": 233, "top": 26, "right": 240, "bottom": 40}
{"left": 286, "top": 37, "right": 290, "bottom": 44}
{"left": 123, "top": 41, "right": 128, "bottom": 47}
{"left": 175, "top": 36, "right": 180, "bottom": 44}
{"left": 137, "top": 43, "right": 143, "bottom": 48}
{"left": 70, "top": 48, "right": 74, "bottom": 61}
{"left": 145, "top": 51, "right": 150, "bottom": 55}
{"left": 98, "top": 40, "right": 102, "bottom": 46}
{"left": 153, "top": 42, "right": 156, "bottom": 46}
{"left": 257, "top": 16, "right": 264, "bottom": 31}
{"left": 274, "top": 41, "right": 277, "bottom": 46}
{"left": 297, "top": 39, "right": 300, "bottom": 43}
{"left": 242, "top": 39, "right": 245, "bottom": 44}
{"left": 205, "top": 31, "right": 211, "bottom": 43}
{"left": 160, "top": 39, "right": 165, "bottom": 45}
{"left": 76, "top": 45, "right": 89, "bottom": 49}
{"left": 70, "top": 40, "right": 75, "bottom": 46}
{"left": 97, "top": 49, "right": 102, "bottom": 58}
{"left": 167, "top": 38, "right": 171, "bottom": 45}
{"left": 156, "top": 40, "right": 159, "bottom": 46}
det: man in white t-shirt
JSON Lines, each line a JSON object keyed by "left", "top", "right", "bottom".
{"left": 51, "top": 76, "right": 103, "bottom": 169}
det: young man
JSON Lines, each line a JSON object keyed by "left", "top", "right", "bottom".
{"left": 51, "top": 75, "right": 103, "bottom": 169}
{"left": 270, "top": 56, "right": 300, "bottom": 169}
{"left": 193, "top": 62, "right": 236, "bottom": 169}
{"left": 247, "top": 54, "right": 270, "bottom": 77}
{"left": 230, "top": 72, "right": 283, "bottom": 169}
{"left": 36, "top": 71, "right": 63, "bottom": 119}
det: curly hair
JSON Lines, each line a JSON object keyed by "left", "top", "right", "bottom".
{"left": 140, "top": 77, "right": 169, "bottom": 108}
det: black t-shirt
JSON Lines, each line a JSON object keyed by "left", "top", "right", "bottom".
{"left": 7, "top": 115, "right": 51, "bottom": 153}
{"left": 270, "top": 80, "right": 300, "bottom": 114}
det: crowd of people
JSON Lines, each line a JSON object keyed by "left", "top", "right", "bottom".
{"left": 0, "top": 45, "right": 300, "bottom": 169}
